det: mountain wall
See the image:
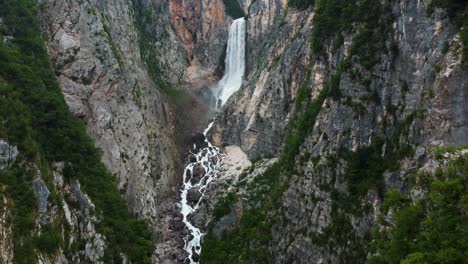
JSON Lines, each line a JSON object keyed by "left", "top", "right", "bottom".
{"left": 203, "top": 0, "right": 467, "bottom": 263}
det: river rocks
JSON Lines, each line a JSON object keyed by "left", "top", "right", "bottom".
{"left": 170, "top": 220, "right": 186, "bottom": 232}
{"left": 187, "top": 189, "right": 202, "bottom": 205}
{"left": 187, "top": 206, "right": 207, "bottom": 229}
{"left": 191, "top": 132, "right": 209, "bottom": 152}
{"left": 188, "top": 153, "right": 197, "bottom": 163}
{"left": 191, "top": 252, "right": 200, "bottom": 262}
{"left": 192, "top": 164, "right": 206, "bottom": 178}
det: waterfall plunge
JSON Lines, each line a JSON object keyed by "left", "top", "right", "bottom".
{"left": 215, "top": 17, "right": 246, "bottom": 107}
{"left": 179, "top": 17, "right": 246, "bottom": 264}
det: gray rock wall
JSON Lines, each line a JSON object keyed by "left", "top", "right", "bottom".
{"left": 207, "top": 0, "right": 467, "bottom": 262}
{"left": 210, "top": 0, "right": 311, "bottom": 159}
{"left": 40, "top": 0, "right": 181, "bottom": 246}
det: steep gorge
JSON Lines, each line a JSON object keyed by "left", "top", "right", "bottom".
{"left": 0, "top": 0, "right": 466, "bottom": 263}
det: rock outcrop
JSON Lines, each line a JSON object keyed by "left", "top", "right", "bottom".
{"left": 169, "top": 0, "right": 231, "bottom": 83}
{"left": 40, "top": 0, "right": 180, "bottom": 240}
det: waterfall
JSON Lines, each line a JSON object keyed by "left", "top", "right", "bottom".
{"left": 215, "top": 17, "right": 246, "bottom": 107}
{"left": 179, "top": 17, "right": 246, "bottom": 263}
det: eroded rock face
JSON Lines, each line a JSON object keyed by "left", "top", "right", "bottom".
{"left": 207, "top": 0, "right": 467, "bottom": 263}
{"left": 0, "top": 140, "right": 18, "bottom": 170}
{"left": 210, "top": 0, "right": 310, "bottom": 159}
{"left": 169, "top": 0, "right": 231, "bottom": 83}
{"left": 40, "top": 0, "right": 180, "bottom": 256}
{"left": 0, "top": 196, "right": 13, "bottom": 264}
{"left": 0, "top": 162, "right": 110, "bottom": 263}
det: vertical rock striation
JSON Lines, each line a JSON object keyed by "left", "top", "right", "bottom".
{"left": 40, "top": 0, "right": 180, "bottom": 248}
{"left": 210, "top": 0, "right": 311, "bottom": 159}
{"left": 203, "top": 0, "right": 468, "bottom": 263}
{"left": 169, "top": 0, "right": 231, "bottom": 83}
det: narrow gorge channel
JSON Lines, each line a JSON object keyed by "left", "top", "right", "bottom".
{"left": 179, "top": 17, "right": 246, "bottom": 263}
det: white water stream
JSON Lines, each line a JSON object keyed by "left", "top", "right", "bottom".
{"left": 179, "top": 17, "right": 246, "bottom": 263}
{"left": 215, "top": 18, "right": 246, "bottom": 107}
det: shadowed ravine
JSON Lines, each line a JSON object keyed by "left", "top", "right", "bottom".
{"left": 179, "top": 17, "right": 246, "bottom": 263}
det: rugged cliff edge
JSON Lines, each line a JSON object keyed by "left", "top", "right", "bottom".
{"left": 203, "top": 0, "right": 467, "bottom": 263}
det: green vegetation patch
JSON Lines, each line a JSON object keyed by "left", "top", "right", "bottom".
{"left": 311, "top": 0, "right": 393, "bottom": 70}
{"left": 369, "top": 152, "right": 468, "bottom": 264}
{"left": 223, "top": 0, "right": 245, "bottom": 19}
{"left": 102, "top": 20, "right": 123, "bottom": 67}
{"left": 288, "top": 0, "right": 314, "bottom": 9}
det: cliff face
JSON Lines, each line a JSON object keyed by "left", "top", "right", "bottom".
{"left": 169, "top": 0, "right": 231, "bottom": 83}
{"left": 210, "top": 0, "right": 308, "bottom": 158}
{"left": 271, "top": 2, "right": 466, "bottom": 261}
{"left": 40, "top": 0, "right": 181, "bottom": 232}
{"left": 203, "top": 0, "right": 467, "bottom": 263}
{"left": 38, "top": 0, "right": 233, "bottom": 263}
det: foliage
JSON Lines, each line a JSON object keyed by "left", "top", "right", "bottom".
{"left": 102, "top": 21, "right": 123, "bottom": 67}
{"left": 35, "top": 223, "right": 63, "bottom": 254}
{"left": 222, "top": 0, "right": 245, "bottom": 19}
{"left": 212, "top": 192, "right": 238, "bottom": 221}
{"left": 461, "top": 19, "right": 468, "bottom": 70}
{"left": 369, "top": 153, "right": 468, "bottom": 264}
{"left": 0, "top": 0, "right": 153, "bottom": 262}
{"left": 0, "top": 168, "right": 37, "bottom": 263}
{"left": 288, "top": 0, "right": 314, "bottom": 9}
{"left": 311, "top": 0, "right": 392, "bottom": 70}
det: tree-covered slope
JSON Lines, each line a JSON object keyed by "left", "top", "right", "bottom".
{"left": 0, "top": 0, "right": 152, "bottom": 262}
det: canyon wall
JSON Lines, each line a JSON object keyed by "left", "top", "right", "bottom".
{"left": 40, "top": 0, "right": 183, "bottom": 236}
{"left": 203, "top": 0, "right": 467, "bottom": 263}
{"left": 169, "top": 0, "right": 231, "bottom": 83}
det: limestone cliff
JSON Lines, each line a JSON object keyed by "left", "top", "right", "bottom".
{"left": 203, "top": 0, "right": 467, "bottom": 263}
{"left": 40, "top": 0, "right": 182, "bottom": 239}
{"left": 169, "top": 0, "right": 231, "bottom": 83}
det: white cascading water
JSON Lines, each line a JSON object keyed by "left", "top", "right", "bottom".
{"left": 179, "top": 17, "right": 246, "bottom": 263}
{"left": 215, "top": 17, "right": 246, "bottom": 107}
